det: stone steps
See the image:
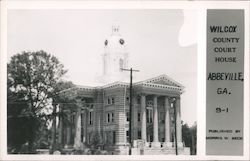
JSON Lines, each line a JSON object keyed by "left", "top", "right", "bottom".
{"left": 131, "top": 147, "right": 190, "bottom": 155}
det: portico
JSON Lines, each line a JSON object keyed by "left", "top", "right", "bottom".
{"left": 139, "top": 95, "right": 182, "bottom": 148}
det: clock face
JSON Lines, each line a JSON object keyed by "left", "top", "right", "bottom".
{"left": 104, "top": 40, "right": 108, "bottom": 46}
{"left": 119, "top": 39, "right": 125, "bottom": 45}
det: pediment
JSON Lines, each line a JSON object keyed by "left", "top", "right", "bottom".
{"left": 142, "top": 74, "right": 184, "bottom": 88}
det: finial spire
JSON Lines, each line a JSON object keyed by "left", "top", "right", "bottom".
{"left": 112, "top": 21, "right": 120, "bottom": 35}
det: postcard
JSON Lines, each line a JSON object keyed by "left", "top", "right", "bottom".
{"left": 0, "top": 0, "right": 249, "bottom": 160}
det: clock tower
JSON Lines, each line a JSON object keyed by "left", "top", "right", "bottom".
{"left": 100, "top": 24, "right": 129, "bottom": 84}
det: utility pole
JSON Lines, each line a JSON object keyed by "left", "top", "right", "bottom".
{"left": 173, "top": 98, "right": 178, "bottom": 155}
{"left": 121, "top": 68, "right": 139, "bottom": 155}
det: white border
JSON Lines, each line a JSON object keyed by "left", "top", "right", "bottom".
{"left": 0, "top": 1, "right": 249, "bottom": 160}
{"left": 197, "top": 7, "right": 206, "bottom": 157}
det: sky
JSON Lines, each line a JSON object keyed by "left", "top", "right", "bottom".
{"left": 7, "top": 9, "right": 197, "bottom": 126}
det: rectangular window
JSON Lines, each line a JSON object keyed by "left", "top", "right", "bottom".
{"left": 81, "top": 133, "right": 83, "bottom": 142}
{"left": 89, "top": 111, "right": 93, "bottom": 125}
{"left": 138, "top": 131, "right": 141, "bottom": 139}
{"left": 111, "top": 113, "right": 114, "bottom": 122}
{"left": 111, "top": 97, "right": 115, "bottom": 104}
{"left": 107, "top": 113, "right": 110, "bottom": 123}
{"left": 126, "top": 112, "right": 130, "bottom": 121}
{"left": 160, "top": 112, "right": 165, "bottom": 123}
{"left": 107, "top": 98, "right": 111, "bottom": 105}
{"left": 138, "top": 112, "right": 141, "bottom": 122}
{"left": 126, "top": 130, "right": 129, "bottom": 142}
{"left": 113, "top": 131, "right": 116, "bottom": 144}
{"left": 126, "top": 97, "right": 130, "bottom": 104}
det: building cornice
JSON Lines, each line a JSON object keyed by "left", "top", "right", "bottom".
{"left": 70, "top": 74, "right": 184, "bottom": 93}
{"left": 135, "top": 82, "right": 183, "bottom": 92}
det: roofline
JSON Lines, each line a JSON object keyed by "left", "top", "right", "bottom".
{"left": 75, "top": 82, "right": 129, "bottom": 91}
{"left": 68, "top": 74, "right": 184, "bottom": 91}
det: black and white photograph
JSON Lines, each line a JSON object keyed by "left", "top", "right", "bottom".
{"left": 6, "top": 8, "right": 197, "bottom": 155}
{"left": 1, "top": 1, "right": 249, "bottom": 160}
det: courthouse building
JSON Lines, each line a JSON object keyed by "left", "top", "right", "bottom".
{"left": 57, "top": 25, "right": 190, "bottom": 155}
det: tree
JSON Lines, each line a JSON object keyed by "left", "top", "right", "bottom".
{"left": 190, "top": 122, "right": 197, "bottom": 155}
{"left": 181, "top": 121, "right": 197, "bottom": 155}
{"left": 49, "top": 80, "right": 76, "bottom": 152}
{"left": 7, "top": 50, "right": 67, "bottom": 153}
{"left": 182, "top": 123, "right": 191, "bottom": 148}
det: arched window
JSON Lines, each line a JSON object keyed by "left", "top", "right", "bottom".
{"left": 119, "top": 59, "right": 124, "bottom": 71}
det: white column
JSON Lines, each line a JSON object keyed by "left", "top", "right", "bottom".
{"left": 65, "top": 113, "right": 71, "bottom": 147}
{"left": 164, "top": 97, "right": 172, "bottom": 148}
{"left": 82, "top": 110, "right": 87, "bottom": 144}
{"left": 140, "top": 95, "right": 147, "bottom": 143}
{"left": 152, "top": 96, "right": 160, "bottom": 147}
{"left": 74, "top": 108, "right": 82, "bottom": 150}
{"left": 176, "top": 98, "right": 183, "bottom": 148}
